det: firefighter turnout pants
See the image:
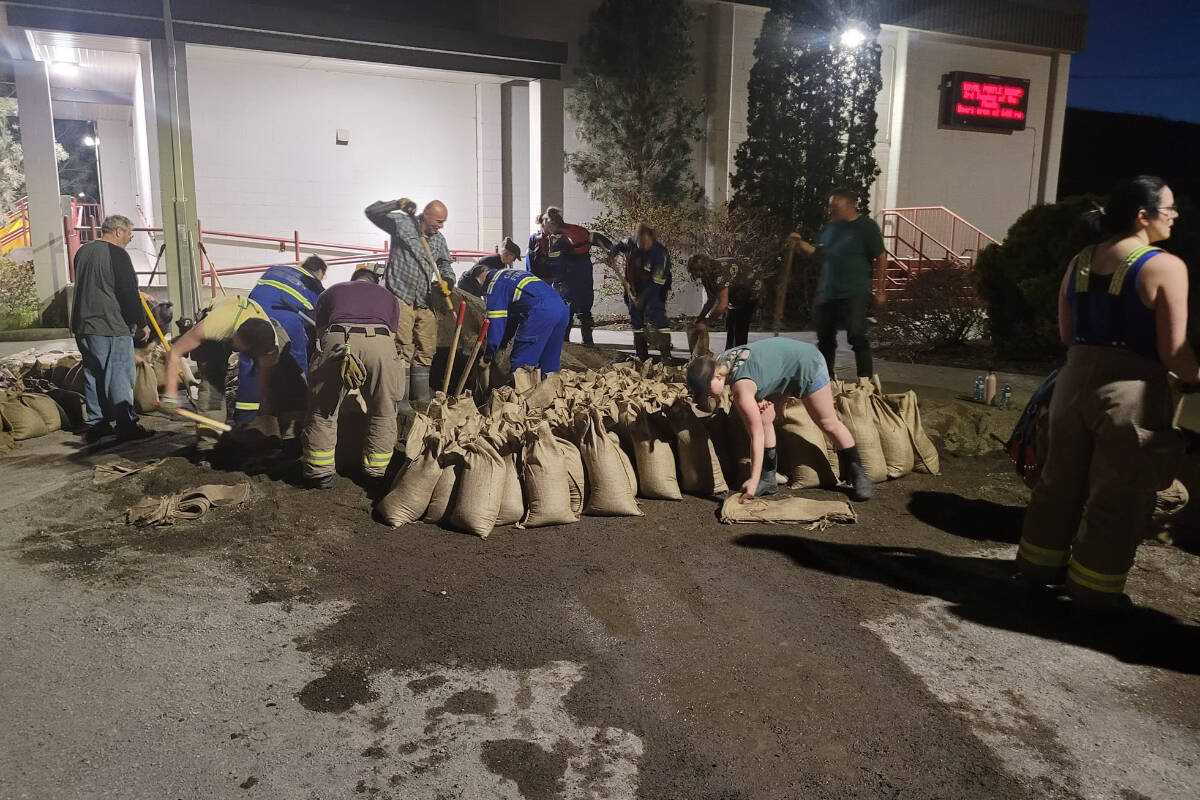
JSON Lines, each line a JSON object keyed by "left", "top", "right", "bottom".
{"left": 302, "top": 326, "right": 403, "bottom": 480}
{"left": 1018, "top": 346, "right": 1179, "bottom": 604}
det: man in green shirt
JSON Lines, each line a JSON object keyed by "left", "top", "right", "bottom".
{"left": 789, "top": 188, "right": 888, "bottom": 378}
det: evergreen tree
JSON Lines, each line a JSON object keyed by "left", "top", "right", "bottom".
{"left": 565, "top": 0, "right": 703, "bottom": 210}
{"left": 731, "top": 0, "right": 883, "bottom": 239}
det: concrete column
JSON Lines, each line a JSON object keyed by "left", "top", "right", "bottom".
{"left": 149, "top": 39, "right": 202, "bottom": 320}
{"left": 704, "top": 3, "right": 735, "bottom": 204}
{"left": 1038, "top": 52, "right": 1070, "bottom": 203}
{"left": 12, "top": 59, "right": 68, "bottom": 305}
{"left": 883, "top": 27, "right": 910, "bottom": 211}
{"left": 501, "top": 81, "right": 531, "bottom": 240}
{"left": 532, "top": 78, "right": 564, "bottom": 216}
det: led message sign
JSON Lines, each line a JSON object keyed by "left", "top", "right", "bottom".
{"left": 940, "top": 71, "right": 1031, "bottom": 132}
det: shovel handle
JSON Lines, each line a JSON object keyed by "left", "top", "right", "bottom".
{"left": 454, "top": 319, "right": 490, "bottom": 397}
{"left": 174, "top": 407, "right": 232, "bottom": 433}
{"left": 440, "top": 300, "right": 468, "bottom": 395}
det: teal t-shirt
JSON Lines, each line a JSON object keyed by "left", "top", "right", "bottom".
{"left": 718, "top": 338, "right": 826, "bottom": 400}
{"left": 817, "top": 215, "right": 885, "bottom": 300}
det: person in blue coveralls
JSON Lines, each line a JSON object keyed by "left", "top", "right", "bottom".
{"left": 233, "top": 255, "right": 326, "bottom": 423}
{"left": 460, "top": 261, "right": 570, "bottom": 378}
{"left": 610, "top": 224, "right": 672, "bottom": 363}
{"left": 534, "top": 206, "right": 613, "bottom": 348}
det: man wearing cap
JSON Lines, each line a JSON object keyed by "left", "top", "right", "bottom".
{"left": 234, "top": 255, "right": 327, "bottom": 424}
{"left": 685, "top": 337, "right": 873, "bottom": 502}
{"left": 365, "top": 197, "right": 455, "bottom": 409}
{"left": 301, "top": 268, "right": 404, "bottom": 490}
{"left": 459, "top": 238, "right": 522, "bottom": 290}
{"left": 460, "top": 260, "right": 570, "bottom": 378}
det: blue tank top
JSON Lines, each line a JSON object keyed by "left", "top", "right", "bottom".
{"left": 1068, "top": 245, "right": 1163, "bottom": 361}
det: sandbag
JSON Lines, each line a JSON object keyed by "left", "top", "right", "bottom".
{"left": 47, "top": 388, "right": 86, "bottom": 427}
{"left": 20, "top": 393, "right": 63, "bottom": 432}
{"left": 579, "top": 408, "right": 642, "bottom": 517}
{"left": 134, "top": 360, "right": 159, "bottom": 413}
{"left": 834, "top": 385, "right": 887, "bottom": 483}
{"left": 378, "top": 443, "right": 444, "bottom": 526}
{"left": 870, "top": 393, "right": 914, "bottom": 479}
{"left": 886, "top": 391, "right": 941, "bottom": 475}
{"left": 522, "top": 422, "right": 577, "bottom": 527}
{"left": 776, "top": 399, "right": 838, "bottom": 489}
{"left": 630, "top": 409, "right": 682, "bottom": 500}
{"left": 557, "top": 436, "right": 586, "bottom": 518}
{"left": 720, "top": 495, "right": 857, "bottom": 526}
{"left": 513, "top": 365, "right": 541, "bottom": 396}
{"left": 62, "top": 363, "right": 86, "bottom": 395}
{"left": 667, "top": 400, "right": 729, "bottom": 497}
{"left": 422, "top": 465, "right": 457, "bottom": 524}
{"left": 1, "top": 396, "right": 49, "bottom": 440}
{"left": 447, "top": 437, "right": 507, "bottom": 537}
{"left": 495, "top": 452, "right": 525, "bottom": 527}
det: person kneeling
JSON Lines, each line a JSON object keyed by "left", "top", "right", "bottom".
{"left": 686, "top": 338, "right": 874, "bottom": 502}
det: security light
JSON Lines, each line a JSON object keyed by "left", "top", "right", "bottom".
{"left": 50, "top": 61, "right": 79, "bottom": 77}
{"left": 839, "top": 25, "right": 868, "bottom": 48}
{"left": 83, "top": 135, "right": 98, "bottom": 147}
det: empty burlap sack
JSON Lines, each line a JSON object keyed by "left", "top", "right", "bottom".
{"left": 524, "top": 372, "right": 562, "bottom": 411}
{"left": 557, "top": 436, "right": 586, "bottom": 518}
{"left": 513, "top": 365, "right": 541, "bottom": 396}
{"left": 447, "top": 437, "right": 507, "bottom": 537}
{"left": 522, "top": 422, "right": 577, "bottom": 527}
{"left": 579, "top": 408, "right": 642, "bottom": 517}
{"left": 630, "top": 409, "right": 682, "bottom": 500}
{"left": 776, "top": 399, "right": 838, "bottom": 489}
{"left": 423, "top": 465, "right": 457, "bottom": 524}
{"left": 720, "top": 495, "right": 857, "bottom": 527}
{"left": 495, "top": 452, "right": 525, "bottom": 527}
{"left": 378, "top": 441, "right": 444, "bottom": 526}
{"left": 885, "top": 391, "right": 940, "bottom": 475}
{"left": 20, "top": 392, "right": 64, "bottom": 432}
{"left": 834, "top": 385, "right": 887, "bottom": 483}
{"left": 870, "top": 393, "right": 914, "bottom": 479}
{"left": 1, "top": 394, "right": 49, "bottom": 440}
{"left": 667, "top": 400, "right": 729, "bottom": 497}
{"left": 134, "top": 360, "right": 159, "bottom": 413}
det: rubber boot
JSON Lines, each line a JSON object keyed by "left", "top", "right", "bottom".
{"left": 409, "top": 364, "right": 432, "bottom": 411}
{"left": 395, "top": 361, "right": 412, "bottom": 416}
{"left": 633, "top": 332, "right": 650, "bottom": 361}
{"left": 837, "top": 445, "right": 875, "bottom": 502}
{"left": 581, "top": 324, "right": 595, "bottom": 348}
{"left": 757, "top": 446, "right": 780, "bottom": 496}
{"left": 657, "top": 331, "right": 673, "bottom": 364}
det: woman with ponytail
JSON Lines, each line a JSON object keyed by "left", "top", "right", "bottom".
{"left": 1017, "top": 175, "right": 1195, "bottom": 607}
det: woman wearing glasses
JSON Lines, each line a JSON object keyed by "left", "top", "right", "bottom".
{"left": 1017, "top": 175, "right": 1195, "bottom": 608}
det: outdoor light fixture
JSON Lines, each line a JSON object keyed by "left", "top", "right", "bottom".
{"left": 839, "top": 23, "right": 868, "bottom": 48}
{"left": 82, "top": 135, "right": 98, "bottom": 147}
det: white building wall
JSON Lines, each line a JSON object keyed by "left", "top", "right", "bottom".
{"left": 94, "top": 113, "right": 152, "bottom": 269}
{"left": 881, "top": 32, "right": 1054, "bottom": 241}
{"left": 184, "top": 47, "right": 485, "bottom": 288}
{"left": 476, "top": 83, "right": 504, "bottom": 251}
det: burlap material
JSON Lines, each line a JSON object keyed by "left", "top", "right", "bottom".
{"left": 833, "top": 383, "right": 887, "bottom": 483}
{"left": 870, "top": 393, "right": 914, "bottom": 479}
{"left": 629, "top": 406, "right": 682, "bottom": 500}
{"left": 1, "top": 392, "right": 50, "bottom": 440}
{"left": 885, "top": 391, "right": 940, "bottom": 475}
{"left": 719, "top": 495, "right": 856, "bottom": 527}
{"left": 495, "top": 452, "right": 525, "bottom": 527}
{"left": 422, "top": 465, "right": 457, "bottom": 524}
{"left": 378, "top": 440, "right": 444, "bottom": 526}
{"left": 557, "top": 436, "right": 586, "bottom": 518}
{"left": 667, "top": 399, "right": 729, "bottom": 497}
{"left": 578, "top": 408, "right": 642, "bottom": 517}
{"left": 134, "top": 360, "right": 159, "bottom": 413}
{"left": 521, "top": 421, "right": 577, "bottom": 527}
{"left": 446, "top": 437, "right": 507, "bottom": 537}
{"left": 776, "top": 398, "right": 838, "bottom": 489}
{"left": 127, "top": 483, "right": 250, "bottom": 526}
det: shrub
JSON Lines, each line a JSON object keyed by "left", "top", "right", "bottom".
{"left": 876, "top": 266, "right": 984, "bottom": 357}
{"left": 0, "top": 256, "right": 39, "bottom": 330}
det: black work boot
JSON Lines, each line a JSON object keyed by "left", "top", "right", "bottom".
{"left": 581, "top": 324, "right": 595, "bottom": 348}
{"left": 633, "top": 332, "right": 650, "bottom": 361}
{"left": 409, "top": 364, "right": 432, "bottom": 410}
{"left": 757, "top": 446, "right": 780, "bottom": 496}
{"left": 657, "top": 331, "right": 673, "bottom": 364}
{"left": 837, "top": 445, "right": 875, "bottom": 502}
{"left": 395, "top": 362, "right": 412, "bottom": 416}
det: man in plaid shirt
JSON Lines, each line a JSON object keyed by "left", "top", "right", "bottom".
{"left": 365, "top": 197, "right": 456, "bottom": 407}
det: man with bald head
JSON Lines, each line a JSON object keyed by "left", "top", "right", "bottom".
{"left": 365, "top": 196, "right": 456, "bottom": 407}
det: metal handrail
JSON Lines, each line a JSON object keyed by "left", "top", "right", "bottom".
{"left": 885, "top": 205, "right": 1000, "bottom": 246}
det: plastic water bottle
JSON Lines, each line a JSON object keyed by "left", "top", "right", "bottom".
{"left": 973, "top": 375, "right": 985, "bottom": 403}
{"left": 998, "top": 384, "right": 1012, "bottom": 408}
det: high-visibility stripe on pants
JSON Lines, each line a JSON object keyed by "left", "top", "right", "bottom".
{"left": 1068, "top": 558, "right": 1128, "bottom": 594}
{"left": 305, "top": 448, "right": 335, "bottom": 467}
{"left": 1017, "top": 537, "right": 1070, "bottom": 568}
{"left": 362, "top": 451, "right": 392, "bottom": 469}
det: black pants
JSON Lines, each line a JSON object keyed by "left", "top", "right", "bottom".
{"left": 813, "top": 294, "right": 872, "bottom": 378}
{"left": 726, "top": 303, "right": 755, "bottom": 348}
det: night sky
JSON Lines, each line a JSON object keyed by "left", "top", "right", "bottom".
{"left": 1068, "top": 0, "right": 1200, "bottom": 124}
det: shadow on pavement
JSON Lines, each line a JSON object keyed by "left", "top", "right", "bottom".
{"left": 907, "top": 491, "right": 1024, "bottom": 543}
{"left": 733, "top": 533, "right": 1200, "bottom": 676}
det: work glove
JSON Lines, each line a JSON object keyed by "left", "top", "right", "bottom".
{"left": 332, "top": 343, "right": 369, "bottom": 412}
{"left": 396, "top": 198, "right": 417, "bottom": 215}
{"left": 159, "top": 395, "right": 181, "bottom": 413}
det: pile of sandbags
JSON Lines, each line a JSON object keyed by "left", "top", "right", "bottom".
{"left": 0, "top": 351, "right": 83, "bottom": 442}
{"left": 376, "top": 363, "right": 940, "bottom": 538}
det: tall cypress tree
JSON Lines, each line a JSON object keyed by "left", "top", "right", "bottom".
{"left": 565, "top": 0, "right": 703, "bottom": 210}
{"left": 731, "top": 0, "right": 883, "bottom": 239}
